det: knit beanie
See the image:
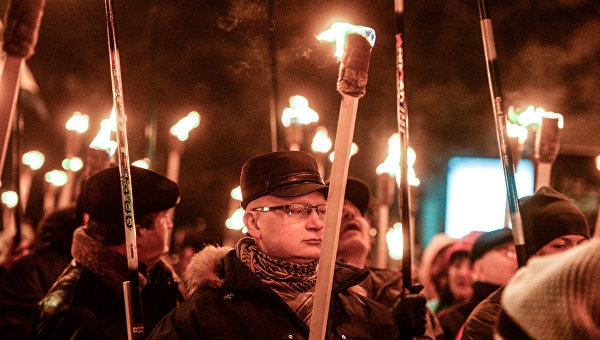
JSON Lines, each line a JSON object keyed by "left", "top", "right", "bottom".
{"left": 519, "top": 186, "right": 590, "bottom": 256}
{"left": 500, "top": 238, "right": 600, "bottom": 339}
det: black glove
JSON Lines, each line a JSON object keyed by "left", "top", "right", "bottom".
{"left": 390, "top": 293, "right": 428, "bottom": 339}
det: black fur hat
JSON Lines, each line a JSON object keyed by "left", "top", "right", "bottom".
{"left": 81, "top": 166, "right": 180, "bottom": 224}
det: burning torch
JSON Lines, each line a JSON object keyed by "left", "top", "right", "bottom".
{"left": 309, "top": 22, "right": 375, "bottom": 340}
{"left": 375, "top": 136, "right": 399, "bottom": 270}
{"left": 58, "top": 112, "right": 89, "bottom": 208}
{"left": 20, "top": 150, "right": 44, "bottom": 212}
{"left": 376, "top": 133, "right": 421, "bottom": 280}
{"left": 503, "top": 113, "right": 527, "bottom": 227}
{"left": 533, "top": 111, "right": 563, "bottom": 190}
{"left": 166, "top": 111, "right": 200, "bottom": 183}
{"left": 311, "top": 126, "right": 332, "bottom": 179}
{"left": 43, "top": 169, "right": 67, "bottom": 215}
{"left": 0, "top": 190, "right": 21, "bottom": 268}
{"left": 281, "top": 95, "right": 319, "bottom": 151}
{"left": 165, "top": 111, "right": 199, "bottom": 253}
{"left": 88, "top": 110, "right": 117, "bottom": 178}
{"left": 18, "top": 150, "right": 44, "bottom": 247}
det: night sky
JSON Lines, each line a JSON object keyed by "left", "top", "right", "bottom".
{"left": 2, "top": 0, "right": 599, "bottom": 246}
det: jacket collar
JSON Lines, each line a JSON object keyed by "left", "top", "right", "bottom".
{"left": 183, "top": 245, "right": 370, "bottom": 296}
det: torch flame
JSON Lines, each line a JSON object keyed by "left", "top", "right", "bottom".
{"left": 230, "top": 186, "right": 242, "bottom": 201}
{"left": 1, "top": 191, "right": 19, "bottom": 208}
{"left": 226, "top": 207, "right": 246, "bottom": 231}
{"left": 132, "top": 159, "right": 150, "bottom": 169}
{"left": 311, "top": 126, "right": 332, "bottom": 153}
{"left": 171, "top": 111, "right": 201, "bottom": 141}
{"left": 281, "top": 95, "right": 319, "bottom": 127}
{"left": 376, "top": 133, "right": 419, "bottom": 186}
{"left": 45, "top": 170, "right": 68, "bottom": 187}
{"left": 89, "top": 108, "right": 117, "bottom": 156}
{"left": 507, "top": 121, "right": 528, "bottom": 144}
{"left": 317, "top": 22, "right": 376, "bottom": 58}
{"left": 328, "top": 142, "right": 359, "bottom": 162}
{"left": 65, "top": 111, "right": 89, "bottom": 134}
{"left": 541, "top": 111, "right": 564, "bottom": 128}
{"left": 22, "top": 151, "right": 45, "bottom": 170}
{"left": 512, "top": 105, "right": 563, "bottom": 129}
{"left": 62, "top": 157, "right": 83, "bottom": 172}
{"left": 387, "top": 222, "right": 404, "bottom": 259}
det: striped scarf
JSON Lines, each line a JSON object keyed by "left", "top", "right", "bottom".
{"left": 236, "top": 237, "right": 317, "bottom": 325}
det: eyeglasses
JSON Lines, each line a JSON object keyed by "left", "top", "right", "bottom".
{"left": 251, "top": 203, "right": 327, "bottom": 219}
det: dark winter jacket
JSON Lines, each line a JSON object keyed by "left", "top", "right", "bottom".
{"left": 149, "top": 246, "right": 399, "bottom": 339}
{"left": 437, "top": 281, "right": 500, "bottom": 340}
{"left": 27, "top": 227, "right": 184, "bottom": 340}
{"left": 460, "top": 286, "right": 505, "bottom": 340}
{"left": 0, "top": 248, "right": 71, "bottom": 340}
{"left": 0, "top": 206, "right": 81, "bottom": 339}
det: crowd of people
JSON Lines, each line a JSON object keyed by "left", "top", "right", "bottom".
{"left": 0, "top": 150, "right": 598, "bottom": 339}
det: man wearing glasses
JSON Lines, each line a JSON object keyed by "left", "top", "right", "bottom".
{"left": 150, "top": 151, "right": 399, "bottom": 339}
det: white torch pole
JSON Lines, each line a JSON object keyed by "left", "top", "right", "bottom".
{"left": 309, "top": 23, "right": 375, "bottom": 340}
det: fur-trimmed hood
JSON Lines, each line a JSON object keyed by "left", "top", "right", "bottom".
{"left": 182, "top": 244, "right": 369, "bottom": 298}
{"left": 183, "top": 245, "right": 232, "bottom": 296}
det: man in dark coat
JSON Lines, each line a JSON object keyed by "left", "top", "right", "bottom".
{"left": 336, "top": 176, "right": 444, "bottom": 340}
{"left": 0, "top": 206, "right": 82, "bottom": 339}
{"left": 28, "top": 166, "right": 185, "bottom": 340}
{"left": 461, "top": 186, "right": 591, "bottom": 340}
{"left": 149, "top": 151, "right": 399, "bottom": 339}
{"left": 0, "top": 148, "right": 112, "bottom": 339}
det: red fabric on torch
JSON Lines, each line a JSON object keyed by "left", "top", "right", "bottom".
{"left": 337, "top": 33, "right": 373, "bottom": 98}
{"left": 2, "top": 0, "right": 45, "bottom": 58}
